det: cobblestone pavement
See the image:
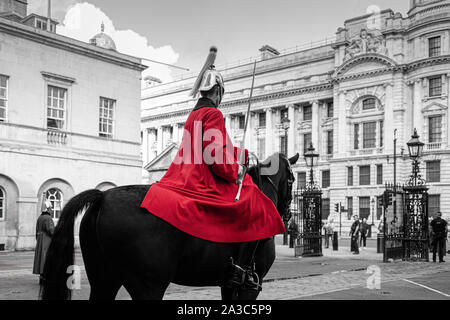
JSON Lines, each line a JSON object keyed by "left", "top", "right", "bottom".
{"left": 1, "top": 238, "right": 449, "bottom": 300}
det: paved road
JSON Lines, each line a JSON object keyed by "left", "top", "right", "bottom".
{"left": 1, "top": 238, "right": 449, "bottom": 300}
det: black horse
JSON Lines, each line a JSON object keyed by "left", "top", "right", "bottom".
{"left": 41, "top": 153, "right": 299, "bottom": 300}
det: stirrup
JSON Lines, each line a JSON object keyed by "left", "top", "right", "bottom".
{"left": 243, "top": 263, "right": 262, "bottom": 292}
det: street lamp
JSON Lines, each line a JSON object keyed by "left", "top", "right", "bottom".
{"left": 304, "top": 142, "right": 319, "bottom": 187}
{"left": 281, "top": 116, "right": 290, "bottom": 156}
{"left": 281, "top": 116, "right": 291, "bottom": 245}
{"left": 407, "top": 128, "right": 425, "bottom": 160}
{"left": 371, "top": 198, "right": 375, "bottom": 226}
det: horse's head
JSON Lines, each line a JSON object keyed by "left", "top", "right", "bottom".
{"left": 248, "top": 153, "right": 299, "bottom": 223}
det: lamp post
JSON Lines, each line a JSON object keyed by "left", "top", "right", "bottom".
{"left": 403, "top": 128, "right": 429, "bottom": 261}
{"left": 297, "top": 142, "right": 323, "bottom": 257}
{"left": 281, "top": 116, "right": 291, "bottom": 156}
{"left": 281, "top": 116, "right": 290, "bottom": 245}
{"left": 304, "top": 143, "right": 319, "bottom": 187}
{"left": 406, "top": 128, "right": 425, "bottom": 181}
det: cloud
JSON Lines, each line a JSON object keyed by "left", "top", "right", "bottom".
{"left": 32, "top": 1, "right": 179, "bottom": 83}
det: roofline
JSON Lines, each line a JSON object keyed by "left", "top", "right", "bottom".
{"left": 21, "top": 13, "right": 59, "bottom": 25}
{"left": 0, "top": 16, "right": 148, "bottom": 72}
{"left": 344, "top": 9, "right": 394, "bottom": 24}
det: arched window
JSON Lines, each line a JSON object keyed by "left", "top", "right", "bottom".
{"left": 362, "top": 98, "right": 376, "bottom": 111}
{"left": 0, "top": 187, "right": 5, "bottom": 220}
{"left": 45, "top": 188, "right": 63, "bottom": 219}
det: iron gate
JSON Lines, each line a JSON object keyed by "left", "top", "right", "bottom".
{"left": 293, "top": 188, "right": 323, "bottom": 257}
{"left": 382, "top": 185, "right": 405, "bottom": 262}
{"left": 382, "top": 182, "right": 429, "bottom": 262}
{"left": 403, "top": 182, "right": 429, "bottom": 261}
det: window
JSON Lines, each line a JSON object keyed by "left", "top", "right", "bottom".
{"left": 377, "top": 164, "right": 383, "bottom": 185}
{"left": 257, "top": 137, "right": 265, "bottom": 160}
{"left": 347, "top": 197, "right": 353, "bottom": 220}
{"left": 426, "top": 161, "right": 441, "bottom": 183}
{"left": 428, "top": 195, "right": 441, "bottom": 218}
{"left": 238, "top": 115, "right": 245, "bottom": 130}
{"left": 280, "top": 109, "right": 288, "bottom": 121}
{"left": 379, "top": 121, "right": 384, "bottom": 147}
{"left": 429, "top": 76, "right": 442, "bottom": 97}
{"left": 322, "top": 199, "right": 330, "bottom": 220}
{"left": 303, "top": 133, "right": 312, "bottom": 155}
{"left": 322, "top": 170, "right": 330, "bottom": 188}
{"left": 359, "top": 197, "right": 371, "bottom": 220}
{"left": 0, "top": 187, "right": 5, "bottom": 220}
{"left": 354, "top": 124, "right": 360, "bottom": 150}
{"left": 0, "top": 75, "right": 7, "bottom": 121}
{"left": 297, "top": 172, "right": 306, "bottom": 189}
{"left": 45, "top": 188, "right": 63, "bottom": 219}
{"left": 429, "top": 36, "right": 441, "bottom": 58}
{"left": 362, "top": 98, "right": 376, "bottom": 111}
{"left": 303, "top": 105, "right": 312, "bottom": 121}
{"left": 348, "top": 167, "right": 354, "bottom": 186}
{"left": 258, "top": 112, "right": 266, "bottom": 128}
{"left": 363, "top": 122, "right": 376, "bottom": 149}
{"left": 327, "top": 102, "right": 334, "bottom": 118}
{"left": 47, "top": 86, "right": 66, "bottom": 130}
{"left": 327, "top": 130, "right": 333, "bottom": 155}
{"left": 429, "top": 116, "right": 442, "bottom": 143}
{"left": 99, "top": 97, "right": 115, "bottom": 138}
{"left": 359, "top": 165, "right": 371, "bottom": 185}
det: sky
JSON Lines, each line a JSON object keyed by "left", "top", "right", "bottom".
{"left": 28, "top": 0, "right": 411, "bottom": 82}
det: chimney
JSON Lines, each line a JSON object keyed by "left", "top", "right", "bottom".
{"left": 259, "top": 45, "right": 280, "bottom": 61}
{"left": 47, "top": 0, "right": 51, "bottom": 31}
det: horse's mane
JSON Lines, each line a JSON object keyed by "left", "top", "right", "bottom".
{"left": 248, "top": 153, "right": 284, "bottom": 190}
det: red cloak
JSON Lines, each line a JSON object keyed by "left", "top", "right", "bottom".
{"left": 140, "top": 98, "right": 285, "bottom": 243}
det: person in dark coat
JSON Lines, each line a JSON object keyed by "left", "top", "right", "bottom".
{"left": 350, "top": 215, "right": 360, "bottom": 254}
{"left": 430, "top": 212, "right": 448, "bottom": 263}
{"left": 33, "top": 200, "right": 55, "bottom": 283}
{"left": 360, "top": 218, "right": 369, "bottom": 249}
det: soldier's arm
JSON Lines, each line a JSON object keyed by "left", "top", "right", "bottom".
{"left": 202, "top": 109, "right": 240, "bottom": 182}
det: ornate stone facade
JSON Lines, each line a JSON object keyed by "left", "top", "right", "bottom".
{"left": 142, "top": 0, "right": 450, "bottom": 233}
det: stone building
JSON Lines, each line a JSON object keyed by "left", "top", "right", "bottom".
{"left": 141, "top": 0, "right": 450, "bottom": 232}
{"left": 0, "top": 0, "right": 146, "bottom": 250}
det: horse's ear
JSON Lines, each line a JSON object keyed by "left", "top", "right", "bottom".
{"left": 288, "top": 153, "right": 300, "bottom": 165}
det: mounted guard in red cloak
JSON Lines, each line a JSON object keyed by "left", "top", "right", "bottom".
{"left": 140, "top": 47, "right": 285, "bottom": 243}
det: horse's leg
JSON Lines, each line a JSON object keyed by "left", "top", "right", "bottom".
{"left": 80, "top": 206, "right": 122, "bottom": 301}
{"left": 221, "top": 287, "right": 238, "bottom": 301}
{"left": 123, "top": 273, "right": 169, "bottom": 300}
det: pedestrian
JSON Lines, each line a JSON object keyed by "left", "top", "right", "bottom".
{"left": 323, "top": 218, "right": 334, "bottom": 249}
{"left": 360, "top": 218, "right": 369, "bottom": 249}
{"left": 33, "top": 199, "right": 55, "bottom": 284}
{"left": 288, "top": 217, "right": 299, "bottom": 248}
{"left": 350, "top": 215, "right": 360, "bottom": 254}
{"left": 430, "top": 212, "right": 448, "bottom": 263}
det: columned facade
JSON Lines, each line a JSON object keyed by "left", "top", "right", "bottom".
{"left": 141, "top": 0, "right": 450, "bottom": 233}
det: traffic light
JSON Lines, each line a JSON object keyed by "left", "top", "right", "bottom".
{"left": 334, "top": 203, "right": 339, "bottom": 213}
{"left": 388, "top": 193, "right": 393, "bottom": 206}
{"left": 382, "top": 191, "right": 390, "bottom": 208}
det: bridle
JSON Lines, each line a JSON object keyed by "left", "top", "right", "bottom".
{"left": 249, "top": 154, "right": 295, "bottom": 220}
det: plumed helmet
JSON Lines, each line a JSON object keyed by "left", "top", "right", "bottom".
{"left": 197, "top": 68, "right": 224, "bottom": 93}
{"left": 190, "top": 46, "right": 225, "bottom": 97}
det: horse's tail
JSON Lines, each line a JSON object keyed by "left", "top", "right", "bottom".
{"left": 40, "top": 189, "right": 104, "bottom": 300}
